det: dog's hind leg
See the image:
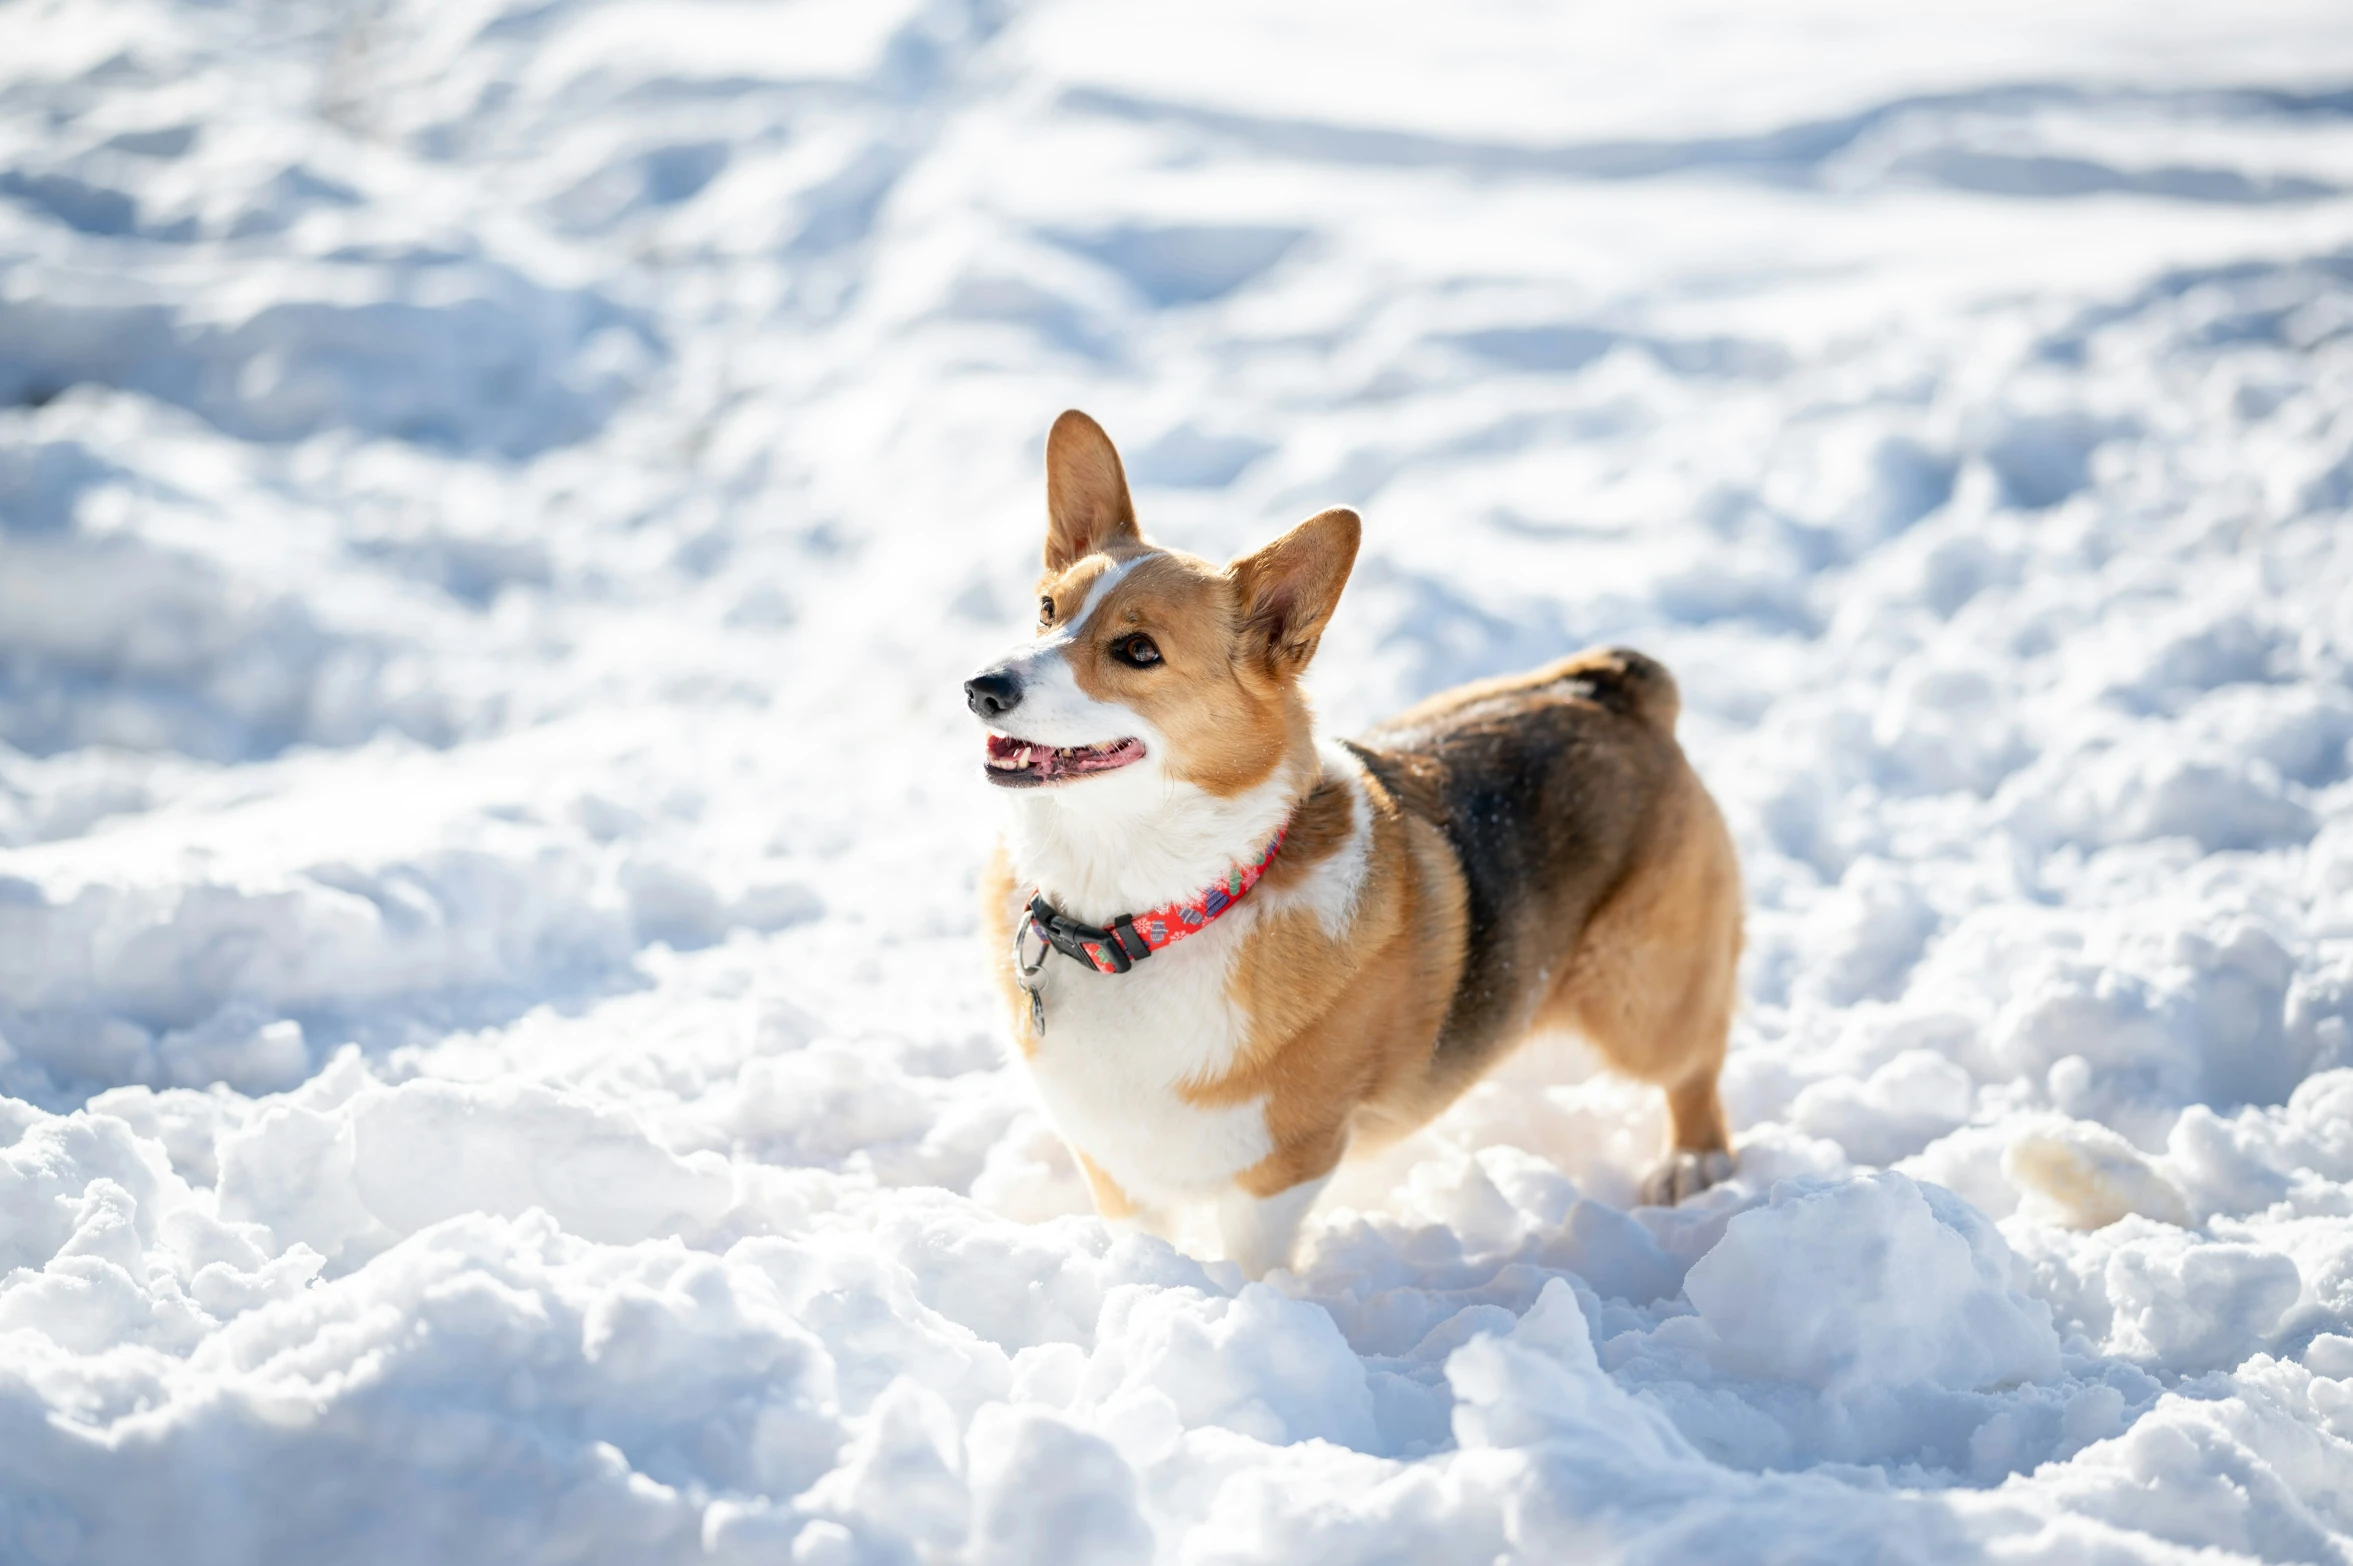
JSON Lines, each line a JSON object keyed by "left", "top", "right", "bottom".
{"left": 1643, "top": 1074, "right": 1735, "bottom": 1205}
{"left": 1544, "top": 764, "right": 1743, "bottom": 1206}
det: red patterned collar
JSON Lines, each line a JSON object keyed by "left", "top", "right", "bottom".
{"left": 1022, "top": 823, "right": 1289, "bottom": 977}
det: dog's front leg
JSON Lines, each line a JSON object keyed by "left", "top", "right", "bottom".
{"left": 1076, "top": 1150, "right": 1176, "bottom": 1243}
{"left": 1106, "top": 1206, "right": 1178, "bottom": 1243}
{"left": 1217, "top": 1172, "right": 1333, "bottom": 1281}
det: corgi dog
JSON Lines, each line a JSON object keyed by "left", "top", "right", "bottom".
{"left": 968, "top": 410, "right": 1742, "bottom": 1278}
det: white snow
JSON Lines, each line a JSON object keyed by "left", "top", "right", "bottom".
{"left": 3, "top": 0, "right": 2353, "bottom": 1559}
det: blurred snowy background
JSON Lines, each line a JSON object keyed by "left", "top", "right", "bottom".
{"left": 5, "top": 0, "right": 2353, "bottom": 1560}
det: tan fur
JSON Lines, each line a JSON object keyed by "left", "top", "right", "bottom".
{"left": 1182, "top": 770, "right": 1469, "bottom": 1197}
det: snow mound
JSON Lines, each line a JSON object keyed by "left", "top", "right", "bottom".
{"left": 0, "top": 260, "right": 657, "bottom": 457}
{"left": 1680, "top": 1172, "right": 2059, "bottom": 1395}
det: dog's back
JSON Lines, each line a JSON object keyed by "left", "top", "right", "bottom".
{"left": 1347, "top": 647, "right": 1741, "bottom": 1185}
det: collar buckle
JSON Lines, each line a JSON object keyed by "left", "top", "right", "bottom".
{"left": 1028, "top": 896, "right": 1116, "bottom": 973}
{"left": 1026, "top": 897, "right": 1152, "bottom": 974}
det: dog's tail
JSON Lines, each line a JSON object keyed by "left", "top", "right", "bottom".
{"left": 1556, "top": 646, "right": 1680, "bottom": 732}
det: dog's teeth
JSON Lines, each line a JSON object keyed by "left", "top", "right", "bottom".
{"left": 987, "top": 736, "right": 1139, "bottom": 777}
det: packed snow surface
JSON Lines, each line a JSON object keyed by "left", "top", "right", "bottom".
{"left": 5, "top": 0, "right": 2353, "bottom": 1560}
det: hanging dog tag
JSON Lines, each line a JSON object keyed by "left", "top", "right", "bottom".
{"left": 1013, "top": 920, "right": 1050, "bottom": 1039}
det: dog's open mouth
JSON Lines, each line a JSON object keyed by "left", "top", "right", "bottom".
{"left": 984, "top": 734, "right": 1146, "bottom": 786}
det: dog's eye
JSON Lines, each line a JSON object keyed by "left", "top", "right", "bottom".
{"left": 1038, "top": 597, "right": 1055, "bottom": 628}
{"left": 1111, "top": 633, "right": 1162, "bottom": 668}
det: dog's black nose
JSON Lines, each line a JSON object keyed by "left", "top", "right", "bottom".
{"left": 965, "top": 670, "right": 1022, "bottom": 719}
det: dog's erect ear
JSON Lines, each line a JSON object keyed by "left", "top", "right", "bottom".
{"left": 1227, "top": 507, "right": 1360, "bottom": 677}
{"left": 1044, "top": 410, "right": 1141, "bottom": 572}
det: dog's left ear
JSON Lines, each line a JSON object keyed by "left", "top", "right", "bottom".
{"left": 1228, "top": 507, "right": 1360, "bottom": 676}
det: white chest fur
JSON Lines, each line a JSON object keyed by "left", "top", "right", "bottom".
{"left": 1021, "top": 906, "right": 1272, "bottom": 1209}
{"left": 1006, "top": 745, "right": 1376, "bottom": 1212}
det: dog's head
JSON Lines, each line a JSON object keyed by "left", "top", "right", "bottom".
{"left": 965, "top": 410, "right": 1359, "bottom": 806}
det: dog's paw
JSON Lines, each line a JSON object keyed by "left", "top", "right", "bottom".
{"left": 1639, "top": 1148, "right": 1736, "bottom": 1207}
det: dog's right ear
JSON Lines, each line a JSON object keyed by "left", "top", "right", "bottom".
{"left": 1044, "top": 410, "right": 1141, "bottom": 572}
